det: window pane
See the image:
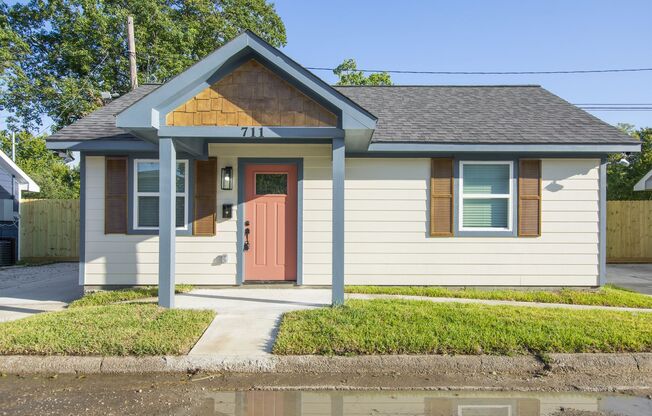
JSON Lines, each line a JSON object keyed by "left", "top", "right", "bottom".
{"left": 463, "top": 198, "right": 508, "bottom": 228}
{"left": 463, "top": 164, "right": 510, "bottom": 194}
{"left": 176, "top": 162, "right": 186, "bottom": 193}
{"left": 176, "top": 197, "right": 185, "bottom": 228}
{"left": 256, "top": 174, "right": 287, "bottom": 195}
{"left": 137, "top": 162, "right": 159, "bottom": 192}
{"left": 138, "top": 196, "right": 159, "bottom": 227}
{"left": 137, "top": 197, "right": 185, "bottom": 228}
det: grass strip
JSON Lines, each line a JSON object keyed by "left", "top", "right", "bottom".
{"left": 273, "top": 299, "right": 652, "bottom": 355}
{"left": 345, "top": 284, "right": 652, "bottom": 309}
{"left": 0, "top": 303, "right": 215, "bottom": 356}
{"left": 69, "top": 284, "right": 194, "bottom": 308}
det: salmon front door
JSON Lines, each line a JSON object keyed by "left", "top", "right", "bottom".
{"left": 244, "top": 163, "right": 298, "bottom": 281}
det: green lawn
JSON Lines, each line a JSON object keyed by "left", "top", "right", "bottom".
{"left": 273, "top": 299, "right": 652, "bottom": 356}
{"left": 0, "top": 303, "right": 215, "bottom": 356}
{"left": 69, "top": 284, "right": 194, "bottom": 308}
{"left": 345, "top": 284, "right": 652, "bottom": 309}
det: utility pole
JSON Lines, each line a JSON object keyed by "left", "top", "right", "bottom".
{"left": 127, "top": 16, "right": 138, "bottom": 90}
{"left": 11, "top": 131, "right": 15, "bottom": 161}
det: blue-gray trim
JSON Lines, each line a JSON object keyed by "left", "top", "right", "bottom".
{"left": 204, "top": 138, "right": 333, "bottom": 145}
{"left": 599, "top": 157, "right": 607, "bottom": 286}
{"left": 368, "top": 142, "right": 641, "bottom": 154}
{"left": 453, "top": 158, "right": 519, "bottom": 238}
{"left": 158, "top": 126, "right": 345, "bottom": 139}
{"left": 332, "top": 137, "right": 345, "bottom": 305}
{"left": 126, "top": 152, "right": 196, "bottom": 236}
{"left": 172, "top": 138, "right": 205, "bottom": 157}
{"left": 79, "top": 152, "right": 86, "bottom": 285}
{"left": 49, "top": 139, "right": 640, "bottom": 156}
{"left": 346, "top": 152, "right": 621, "bottom": 159}
{"left": 46, "top": 140, "right": 157, "bottom": 151}
{"left": 158, "top": 138, "right": 176, "bottom": 308}
{"left": 236, "top": 158, "right": 304, "bottom": 285}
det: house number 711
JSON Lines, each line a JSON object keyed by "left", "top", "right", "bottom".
{"left": 241, "top": 127, "right": 264, "bottom": 137}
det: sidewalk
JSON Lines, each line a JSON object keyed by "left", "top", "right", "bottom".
{"left": 346, "top": 293, "right": 652, "bottom": 312}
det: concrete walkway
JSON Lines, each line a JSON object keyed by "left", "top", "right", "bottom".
{"left": 177, "top": 288, "right": 330, "bottom": 356}
{"left": 347, "top": 293, "right": 652, "bottom": 312}
{"left": 0, "top": 263, "right": 81, "bottom": 322}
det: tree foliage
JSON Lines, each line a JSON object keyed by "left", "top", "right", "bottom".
{"left": 0, "top": 0, "right": 287, "bottom": 131}
{"left": 607, "top": 124, "right": 652, "bottom": 200}
{"left": 333, "top": 59, "right": 392, "bottom": 86}
{"left": 0, "top": 131, "right": 79, "bottom": 199}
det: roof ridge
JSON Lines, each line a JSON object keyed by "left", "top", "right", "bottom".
{"left": 333, "top": 84, "right": 542, "bottom": 88}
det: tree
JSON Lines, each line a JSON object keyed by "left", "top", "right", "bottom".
{"left": 0, "top": 0, "right": 287, "bottom": 131}
{"left": 607, "top": 124, "right": 652, "bottom": 200}
{"left": 333, "top": 59, "right": 392, "bottom": 86}
{"left": 0, "top": 131, "right": 79, "bottom": 199}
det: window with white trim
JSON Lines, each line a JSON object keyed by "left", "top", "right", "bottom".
{"left": 133, "top": 159, "right": 188, "bottom": 230}
{"left": 459, "top": 161, "right": 513, "bottom": 231}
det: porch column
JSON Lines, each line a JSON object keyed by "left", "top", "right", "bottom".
{"left": 158, "top": 137, "right": 176, "bottom": 308}
{"left": 332, "top": 137, "right": 345, "bottom": 306}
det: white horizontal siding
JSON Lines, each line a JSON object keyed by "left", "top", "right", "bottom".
{"left": 84, "top": 154, "right": 599, "bottom": 287}
{"left": 335, "top": 158, "right": 600, "bottom": 287}
{"left": 83, "top": 144, "right": 333, "bottom": 286}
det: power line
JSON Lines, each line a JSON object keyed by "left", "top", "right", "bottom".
{"left": 307, "top": 66, "right": 652, "bottom": 75}
{"left": 574, "top": 103, "right": 652, "bottom": 105}
{"left": 35, "top": 53, "right": 110, "bottom": 137}
{"left": 578, "top": 107, "right": 652, "bottom": 111}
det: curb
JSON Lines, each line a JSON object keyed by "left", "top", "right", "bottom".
{"left": 1, "top": 353, "right": 651, "bottom": 375}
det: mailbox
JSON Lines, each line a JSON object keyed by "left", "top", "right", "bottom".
{"left": 222, "top": 204, "right": 233, "bottom": 219}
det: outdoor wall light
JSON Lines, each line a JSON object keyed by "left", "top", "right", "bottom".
{"left": 221, "top": 166, "right": 233, "bottom": 190}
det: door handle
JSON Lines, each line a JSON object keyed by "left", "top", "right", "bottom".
{"left": 244, "top": 222, "right": 250, "bottom": 251}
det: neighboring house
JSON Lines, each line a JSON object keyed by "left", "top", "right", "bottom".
{"left": 634, "top": 170, "right": 652, "bottom": 191}
{"left": 46, "top": 31, "right": 640, "bottom": 306}
{"left": 0, "top": 150, "right": 40, "bottom": 265}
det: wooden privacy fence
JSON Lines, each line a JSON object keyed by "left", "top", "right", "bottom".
{"left": 20, "top": 199, "right": 80, "bottom": 261}
{"left": 607, "top": 200, "right": 652, "bottom": 263}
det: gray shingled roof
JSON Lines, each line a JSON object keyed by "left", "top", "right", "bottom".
{"left": 47, "top": 84, "right": 160, "bottom": 142}
{"left": 47, "top": 83, "right": 637, "bottom": 145}
{"left": 334, "top": 85, "right": 637, "bottom": 144}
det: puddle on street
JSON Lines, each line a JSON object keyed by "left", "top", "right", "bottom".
{"left": 181, "top": 390, "right": 652, "bottom": 416}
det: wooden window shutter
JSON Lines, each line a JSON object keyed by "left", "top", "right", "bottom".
{"left": 193, "top": 157, "right": 217, "bottom": 236}
{"left": 105, "top": 156, "right": 128, "bottom": 234}
{"left": 518, "top": 159, "right": 542, "bottom": 237}
{"left": 430, "top": 158, "right": 454, "bottom": 237}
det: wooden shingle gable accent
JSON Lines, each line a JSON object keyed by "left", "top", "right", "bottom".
{"left": 193, "top": 157, "right": 218, "bottom": 236}
{"left": 165, "top": 59, "right": 337, "bottom": 127}
{"left": 518, "top": 159, "right": 542, "bottom": 237}
{"left": 104, "top": 156, "right": 128, "bottom": 234}
{"left": 430, "top": 158, "right": 454, "bottom": 237}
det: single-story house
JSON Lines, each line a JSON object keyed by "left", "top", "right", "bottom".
{"left": 634, "top": 170, "right": 652, "bottom": 191}
{"left": 0, "top": 149, "right": 40, "bottom": 265}
{"left": 46, "top": 31, "right": 640, "bottom": 307}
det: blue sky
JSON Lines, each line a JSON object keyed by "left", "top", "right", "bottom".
{"left": 3, "top": 0, "right": 651, "bottom": 130}
{"left": 274, "top": 0, "right": 652, "bottom": 128}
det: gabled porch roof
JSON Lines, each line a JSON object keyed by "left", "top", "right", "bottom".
{"left": 115, "top": 30, "right": 377, "bottom": 153}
